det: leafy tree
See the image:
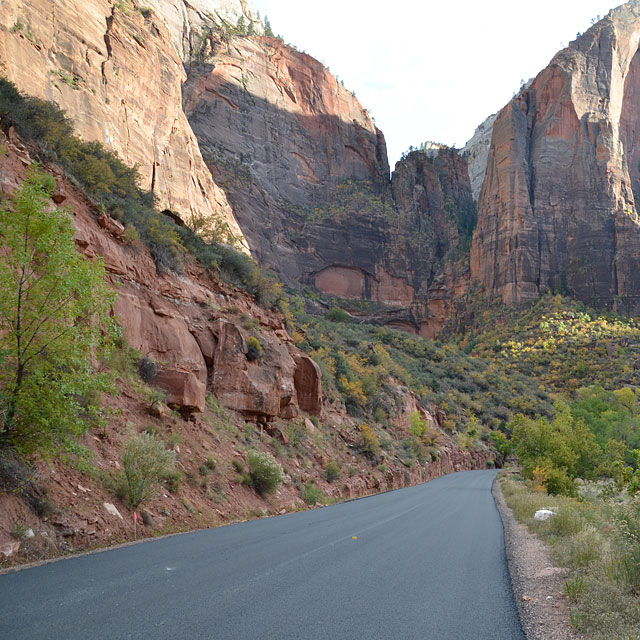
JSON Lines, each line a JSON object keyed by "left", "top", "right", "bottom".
{"left": 511, "top": 401, "right": 602, "bottom": 495}
{"left": 614, "top": 387, "right": 637, "bottom": 414}
{"left": 408, "top": 411, "right": 428, "bottom": 437}
{"left": 0, "top": 168, "right": 115, "bottom": 454}
{"left": 489, "top": 431, "right": 513, "bottom": 458}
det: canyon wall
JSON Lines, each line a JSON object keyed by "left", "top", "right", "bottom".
{"left": 183, "top": 36, "right": 473, "bottom": 334}
{"left": 0, "top": 0, "right": 246, "bottom": 245}
{"left": 471, "top": 1, "right": 640, "bottom": 314}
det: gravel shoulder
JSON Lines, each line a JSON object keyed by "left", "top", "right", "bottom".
{"left": 493, "top": 478, "right": 581, "bottom": 640}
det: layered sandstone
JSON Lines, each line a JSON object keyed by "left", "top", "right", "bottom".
{"left": 471, "top": 1, "right": 640, "bottom": 314}
{"left": 1, "top": 124, "right": 320, "bottom": 421}
{"left": 0, "top": 0, "right": 245, "bottom": 246}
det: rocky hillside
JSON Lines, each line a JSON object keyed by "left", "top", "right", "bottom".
{"left": 471, "top": 1, "right": 640, "bottom": 315}
{"left": 0, "top": 108, "right": 495, "bottom": 565}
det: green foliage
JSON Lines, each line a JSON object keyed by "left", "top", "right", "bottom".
{"left": 471, "top": 293, "right": 640, "bottom": 392}
{"left": 444, "top": 195, "right": 477, "bottom": 258}
{"left": 511, "top": 402, "right": 602, "bottom": 495}
{"left": 246, "top": 450, "right": 283, "bottom": 495}
{"left": 0, "top": 168, "right": 115, "bottom": 455}
{"left": 359, "top": 423, "right": 381, "bottom": 459}
{"left": 263, "top": 16, "right": 274, "bottom": 37}
{"left": 294, "top": 304, "right": 552, "bottom": 430}
{"left": 246, "top": 336, "right": 263, "bottom": 361}
{"left": 300, "top": 482, "right": 322, "bottom": 505}
{"left": 408, "top": 411, "right": 427, "bottom": 437}
{"left": 119, "top": 431, "right": 176, "bottom": 509}
{"left": 326, "top": 307, "right": 350, "bottom": 323}
{"left": 289, "top": 179, "right": 396, "bottom": 224}
{"left": 502, "top": 477, "right": 640, "bottom": 639}
{"left": 325, "top": 460, "right": 340, "bottom": 482}
{"left": 489, "top": 431, "right": 513, "bottom": 458}
{"left": 570, "top": 386, "right": 640, "bottom": 452}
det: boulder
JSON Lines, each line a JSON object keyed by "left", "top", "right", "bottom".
{"left": 291, "top": 353, "right": 322, "bottom": 416}
{"left": 155, "top": 368, "right": 206, "bottom": 413}
{"left": 209, "top": 320, "right": 298, "bottom": 420}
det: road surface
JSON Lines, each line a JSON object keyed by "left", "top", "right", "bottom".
{"left": 0, "top": 469, "right": 524, "bottom": 639}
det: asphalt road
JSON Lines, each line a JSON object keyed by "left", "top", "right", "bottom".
{"left": 0, "top": 469, "right": 524, "bottom": 639}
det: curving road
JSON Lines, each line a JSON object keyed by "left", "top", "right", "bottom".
{"left": 0, "top": 469, "right": 524, "bottom": 639}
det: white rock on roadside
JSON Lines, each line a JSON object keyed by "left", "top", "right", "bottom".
{"left": 104, "top": 503, "right": 123, "bottom": 520}
{"left": 534, "top": 509, "right": 556, "bottom": 521}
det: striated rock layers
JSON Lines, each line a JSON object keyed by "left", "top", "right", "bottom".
{"left": 0, "top": 0, "right": 245, "bottom": 245}
{"left": 472, "top": 1, "right": 640, "bottom": 314}
{"left": 184, "top": 37, "right": 473, "bottom": 335}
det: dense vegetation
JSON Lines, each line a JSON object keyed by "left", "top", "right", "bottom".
{"left": 502, "top": 477, "right": 640, "bottom": 640}
{"left": 282, "top": 294, "right": 553, "bottom": 468}
{"left": 469, "top": 293, "right": 640, "bottom": 391}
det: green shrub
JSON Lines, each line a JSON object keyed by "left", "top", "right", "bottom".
{"left": 326, "top": 307, "right": 350, "bottom": 323}
{"left": 325, "top": 460, "right": 340, "bottom": 482}
{"left": 119, "top": 432, "right": 176, "bottom": 508}
{"left": 246, "top": 336, "right": 263, "bottom": 361}
{"left": 359, "top": 423, "right": 381, "bottom": 459}
{"left": 162, "top": 470, "right": 183, "bottom": 494}
{"left": 300, "top": 482, "right": 322, "bottom": 505}
{"left": 247, "top": 450, "right": 283, "bottom": 495}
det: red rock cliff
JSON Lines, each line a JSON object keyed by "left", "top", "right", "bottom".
{"left": 471, "top": 1, "right": 640, "bottom": 314}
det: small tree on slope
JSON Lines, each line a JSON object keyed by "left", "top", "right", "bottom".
{"left": 0, "top": 167, "right": 115, "bottom": 455}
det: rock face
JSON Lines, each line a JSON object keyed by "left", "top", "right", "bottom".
{"left": 0, "top": 129, "right": 321, "bottom": 419}
{"left": 461, "top": 113, "right": 497, "bottom": 201}
{"left": 184, "top": 36, "right": 474, "bottom": 333}
{"left": 0, "top": 0, "right": 245, "bottom": 246}
{"left": 183, "top": 34, "right": 389, "bottom": 280}
{"left": 472, "top": 2, "right": 640, "bottom": 314}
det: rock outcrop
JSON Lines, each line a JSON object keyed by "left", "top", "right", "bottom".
{"left": 0, "top": 125, "right": 321, "bottom": 420}
{"left": 0, "top": 0, "right": 245, "bottom": 246}
{"left": 471, "top": 1, "right": 640, "bottom": 314}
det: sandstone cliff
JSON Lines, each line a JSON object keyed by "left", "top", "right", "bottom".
{"left": 0, "top": 0, "right": 246, "bottom": 245}
{"left": 471, "top": 1, "right": 640, "bottom": 314}
{"left": 183, "top": 34, "right": 389, "bottom": 279}
{"left": 183, "top": 34, "right": 474, "bottom": 335}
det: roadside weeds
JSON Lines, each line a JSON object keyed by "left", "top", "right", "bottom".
{"left": 493, "top": 478, "right": 580, "bottom": 640}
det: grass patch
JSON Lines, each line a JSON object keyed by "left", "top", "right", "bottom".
{"left": 501, "top": 476, "right": 640, "bottom": 639}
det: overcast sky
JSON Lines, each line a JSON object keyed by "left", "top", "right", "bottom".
{"left": 250, "top": 0, "right": 620, "bottom": 168}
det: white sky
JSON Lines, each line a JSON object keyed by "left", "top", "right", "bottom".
{"left": 250, "top": 0, "right": 619, "bottom": 168}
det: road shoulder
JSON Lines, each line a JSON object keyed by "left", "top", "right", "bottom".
{"left": 492, "top": 478, "right": 580, "bottom": 640}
